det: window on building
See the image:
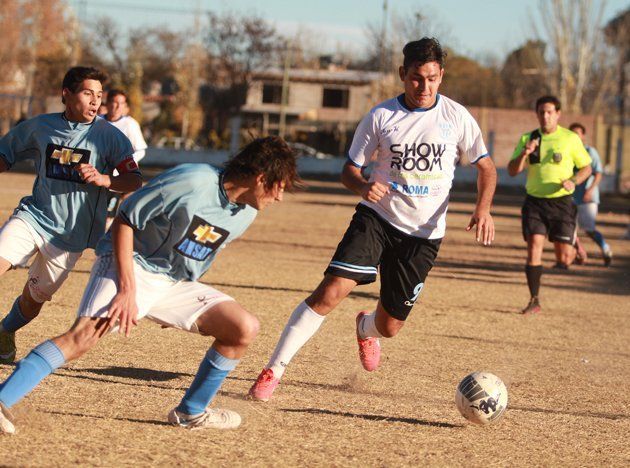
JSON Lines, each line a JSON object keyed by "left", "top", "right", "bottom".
{"left": 262, "top": 83, "right": 283, "bottom": 104}
{"left": 322, "top": 88, "right": 349, "bottom": 108}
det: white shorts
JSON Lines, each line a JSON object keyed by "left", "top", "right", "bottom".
{"left": 577, "top": 203, "right": 598, "bottom": 232}
{"left": 0, "top": 216, "right": 82, "bottom": 303}
{"left": 78, "top": 255, "right": 234, "bottom": 333}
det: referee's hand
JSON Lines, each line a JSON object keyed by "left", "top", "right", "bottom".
{"left": 466, "top": 210, "right": 495, "bottom": 246}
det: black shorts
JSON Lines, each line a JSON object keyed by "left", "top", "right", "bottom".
{"left": 521, "top": 195, "right": 577, "bottom": 244}
{"left": 324, "top": 204, "right": 441, "bottom": 321}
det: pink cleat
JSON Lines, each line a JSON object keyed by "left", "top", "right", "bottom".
{"left": 248, "top": 368, "right": 280, "bottom": 402}
{"left": 356, "top": 312, "right": 381, "bottom": 371}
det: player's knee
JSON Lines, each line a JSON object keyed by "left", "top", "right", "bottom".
{"left": 234, "top": 313, "right": 259, "bottom": 347}
{"left": 309, "top": 282, "right": 348, "bottom": 310}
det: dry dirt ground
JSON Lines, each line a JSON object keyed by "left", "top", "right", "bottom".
{"left": 0, "top": 171, "right": 628, "bottom": 467}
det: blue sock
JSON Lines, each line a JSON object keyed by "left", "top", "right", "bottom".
{"left": 176, "top": 348, "right": 239, "bottom": 416}
{"left": 1, "top": 298, "right": 29, "bottom": 333}
{"left": 587, "top": 230, "right": 610, "bottom": 253}
{"left": 0, "top": 340, "right": 65, "bottom": 408}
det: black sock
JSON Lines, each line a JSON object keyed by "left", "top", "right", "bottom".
{"left": 525, "top": 265, "right": 542, "bottom": 298}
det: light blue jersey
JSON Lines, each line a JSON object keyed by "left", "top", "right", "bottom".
{"left": 0, "top": 113, "right": 137, "bottom": 252}
{"left": 96, "top": 164, "right": 257, "bottom": 282}
{"left": 573, "top": 146, "right": 603, "bottom": 205}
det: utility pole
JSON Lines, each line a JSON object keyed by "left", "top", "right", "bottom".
{"left": 378, "top": 0, "right": 388, "bottom": 101}
{"left": 278, "top": 41, "right": 292, "bottom": 138}
{"left": 182, "top": 0, "right": 202, "bottom": 144}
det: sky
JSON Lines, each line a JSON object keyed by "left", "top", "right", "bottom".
{"left": 74, "top": 0, "right": 629, "bottom": 62}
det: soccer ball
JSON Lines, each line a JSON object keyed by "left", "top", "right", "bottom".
{"left": 455, "top": 371, "right": 508, "bottom": 425}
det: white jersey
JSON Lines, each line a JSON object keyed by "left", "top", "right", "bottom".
{"left": 348, "top": 94, "right": 488, "bottom": 239}
{"left": 107, "top": 115, "right": 147, "bottom": 163}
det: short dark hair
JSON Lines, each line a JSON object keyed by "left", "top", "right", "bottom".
{"left": 224, "top": 136, "right": 302, "bottom": 192}
{"left": 61, "top": 66, "right": 107, "bottom": 103}
{"left": 535, "top": 95, "right": 561, "bottom": 112}
{"left": 403, "top": 37, "right": 447, "bottom": 69}
{"left": 107, "top": 88, "right": 127, "bottom": 102}
{"left": 569, "top": 122, "right": 586, "bottom": 134}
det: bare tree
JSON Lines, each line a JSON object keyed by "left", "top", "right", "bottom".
{"left": 534, "top": 0, "right": 608, "bottom": 113}
{"left": 201, "top": 11, "right": 284, "bottom": 139}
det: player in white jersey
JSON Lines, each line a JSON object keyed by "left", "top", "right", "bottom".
{"left": 249, "top": 37, "right": 497, "bottom": 402}
{"left": 104, "top": 89, "right": 148, "bottom": 227}
{"left": 105, "top": 89, "right": 147, "bottom": 163}
{"left": 0, "top": 67, "right": 142, "bottom": 364}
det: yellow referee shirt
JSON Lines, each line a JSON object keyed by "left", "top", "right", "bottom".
{"left": 511, "top": 126, "right": 592, "bottom": 198}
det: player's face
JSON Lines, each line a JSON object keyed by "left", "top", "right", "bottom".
{"left": 399, "top": 61, "right": 443, "bottom": 109}
{"left": 251, "top": 177, "right": 285, "bottom": 210}
{"left": 106, "top": 94, "right": 127, "bottom": 121}
{"left": 536, "top": 103, "right": 561, "bottom": 133}
{"left": 572, "top": 127, "right": 585, "bottom": 143}
{"left": 63, "top": 79, "right": 103, "bottom": 123}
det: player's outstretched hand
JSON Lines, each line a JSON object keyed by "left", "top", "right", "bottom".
{"left": 361, "top": 181, "right": 389, "bottom": 203}
{"left": 466, "top": 210, "right": 495, "bottom": 246}
{"left": 76, "top": 163, "right": 110, "bottom": 188}
{"left": 107, "top": 290, "right": 139, "bottom": 338}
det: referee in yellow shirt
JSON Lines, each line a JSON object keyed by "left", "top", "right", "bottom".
{"left": 508, "top": 95, "right": 592, "bottom": 314}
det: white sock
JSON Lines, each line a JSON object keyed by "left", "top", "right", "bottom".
{"left": 266, "top": 301, "right": 325, "bottom": 379}
{"left": 357, "top": 311, "right": 383, "bottom": 340}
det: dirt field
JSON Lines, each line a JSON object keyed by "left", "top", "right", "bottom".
{"left": 0, "top": 171, "right": 628, "bottom": 467}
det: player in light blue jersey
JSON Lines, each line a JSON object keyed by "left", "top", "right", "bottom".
{"left": 0, "top": 137, "right": 301, "bottom": 434}
{"left": 569, "top": 123, "right": 613, "bottom": 266}
{"left": 0, "top": 67, "right": 143, "bottom": 364}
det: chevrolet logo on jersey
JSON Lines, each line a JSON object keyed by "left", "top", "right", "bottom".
{"left": 51, "top": 148, "right": 83, "bottom": 165}
{"left": 193, "top": 225, "right": 223, "bottom": 244}
{"left": 175, "top": 215, "right": 229, "bottom": 261}
{"left": 45, "top": 143, "right": 90, "bottom": 183}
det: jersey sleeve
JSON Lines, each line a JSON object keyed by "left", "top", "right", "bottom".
{"left": 457, "top": 110, "right": 488, "bottom": 164}
{"left": 347, "top": 111, "right": 379, "bottom": 168}
{"left": 587, "top": 147, "right": 603, "bottom": 173}
{"left": 106, "top": 127, "right": 140, "bottom": 175}
{"left": 118, "top": 180, "right": 165, "bottom": 230}
{"left": 0, "top": 120, "right": 35, "bottom": 169}
{"left": 571, "top": 135, "right": 592, "bottom": 169}
{"left": 510, "top": 133, "right": 529, "bottom": 161}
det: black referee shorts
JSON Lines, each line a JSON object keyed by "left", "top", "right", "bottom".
{"left": 521, "top": 195, "right": 577, "bottom": 244}
{"left": 324, "top": 204, "right": 441, "bottom": 321}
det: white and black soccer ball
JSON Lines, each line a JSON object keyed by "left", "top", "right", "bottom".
{"left": 455, "top": 371, "right": 508, "bottom": 425}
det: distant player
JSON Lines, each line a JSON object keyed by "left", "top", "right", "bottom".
{"left": 568, "top": 122, "right": 612, "bottom": 266}
{"left": 248, "top": 37, "right": 497, "bottom": 402}
{"left": 104, "top": 88, "right": 148, "bottom": 226}
{"left": 0, "top": 67, "right": 142, "bottom": 364}
{"left": 508, "top": 96, "right": 592, "bottom": 314}
{"left": 0, "top": 137, "right": 300, "bottom": 434}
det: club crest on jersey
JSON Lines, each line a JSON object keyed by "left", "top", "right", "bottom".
{"left": 45, "top": 143, "right": 90, "bottom": 183}
{"left": 175, "top": 215, "right": 229, "bottom": 261}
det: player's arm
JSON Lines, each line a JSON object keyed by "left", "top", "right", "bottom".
{"left": 583, "top": 171, "right": 602, "bottom": 203}
{"left": 76, "top": 158, "right": 142, "bottom": 193}
{"left": 106, "top": 217, "right": 139, "bottom": 337}
{"left": 562, "top": 165, "right": 592, "bottom": 192}
{"left": 341, "top": 162, "right": 389, "bottom": 203}
{"left": 466, "top": 156, "right": 496, "bottom": 245}
{"left": 507, "top": 137, "right": 537, "bottom": 177}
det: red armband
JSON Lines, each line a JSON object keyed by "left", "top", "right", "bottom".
{"left": 116, "top": 157, "right": 139, "bottom": 174}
